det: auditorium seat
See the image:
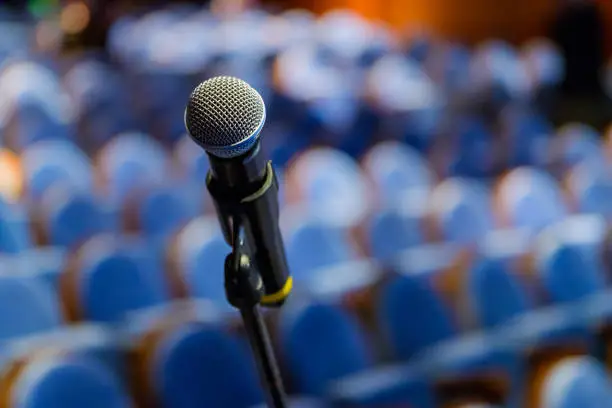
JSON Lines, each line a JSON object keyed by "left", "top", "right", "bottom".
{"left": 0, "top": 275, "right": 62, "bottom": 340}
{"left": 446, "top": 118, "right": 495, "bottom": 178}
{"left": 538, "top": 357, "right": 612, "bottom": 408}
{"left": 284, "top": 218, "right": 359, "bottom": 282}
{"left": 367, "top": 205, "right": 425, "bottom": 262}
{"left": 378, "top": 244, "right": 460, "bottom": 360}
{"left": 172, "top": 216, "right": 230, "bottom": 307}
{"left": 4, "top": 323, "right": 125, "bottom": 381}
{"left": 63, "top": 234, "right": 169, "bottom": 323}
{"left": 284, "top": 148, "right": 371, "bottom": 229}
{"left": 41, "top": 186, "right": 113, "bottom": 248}
{"left": 96, "top": 132, "right": 170, "bottom": 205}
{"left": 63, "top": 60, "right": 134, "bottom": 150}
{"left": 567, "top": 163, "right": 612, "bottom": 218}
{"left": 133, "top": 185, "right": 199, "bottom": 240}
{"left": 22, "top": 140, "right": 93, "bottom": 200}
{"left": 496, "top": 305, "right": 593, "bottom": 407}
{"left": 0, "top": 61, "right": 74, "bottom": 149}
{"left": 0, "top": 354, "right": 133, "bottom": 408}
{"left": 143, "top": 321, "right": 264, "bottom": 408}
{"left": 279, "top": 300, "right": 373, "bottom": 397}
{"left": 495, "top": 167, "right": 567, "bottom": 232}
{"left": 429, "top": 178, "right": 494, "bottom": 244}
{"left": 0, "top": 200, "right": 32, "bottom": 254}
{"left": 535, "top": 223, "right": 606, "bottom": 303}
{"left": 470, "top": 40, "right": 530, "bottom": 107}
{"left": 467, "top": 250, "right": 534, "bottom": 329}
{"left": 500, "top": 108, "right": 552, "bottom": 167}
{"left": 365, "top": 55, "right": 443, "bottom": 150}
{"left": 361, "top": 141, "right": 433, "bottom": 207}
{"left": 424, "top": 42, "right": 472, "bottom": 97}
{"left": 551, "top": 123, "right": 604, "bottom": 173}
{"left": 521, "top": 38, "right": 564, "bottom": 92}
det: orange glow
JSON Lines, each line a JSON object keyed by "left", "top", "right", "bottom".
{"left": 60, "top": 2, "right": 91, "bottom": 35}
{"left": 0, "top": 149, "right": 23, "bottom": 203}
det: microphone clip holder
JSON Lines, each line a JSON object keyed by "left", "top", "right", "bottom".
{"left": 224, "top": 221, "right": 288, "bottom": 408}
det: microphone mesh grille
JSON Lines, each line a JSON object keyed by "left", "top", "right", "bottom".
{"left": 185, "top": 76, "right": 264, "bottom": 153}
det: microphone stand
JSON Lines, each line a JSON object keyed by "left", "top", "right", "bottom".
{"left": 224, "top": 220, "right": 288, "bottom": 408}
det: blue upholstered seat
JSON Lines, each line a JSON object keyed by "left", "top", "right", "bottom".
{"left": 152, "top": 322, "right": 264, "bottom": 408}
{"left": 74, "top": 235, "right": 169, "bottom": 322}
{"left": 0, "top": 275, "right": 61, "bottom": 340}
{"left": 280, "top": 301, "right": 373, "bottom": 396}
{"left": 540, "top": 357, "right": 612, "bottom": 408}
{"left": 10, "top": 355, "right": 132, "bottom": 408}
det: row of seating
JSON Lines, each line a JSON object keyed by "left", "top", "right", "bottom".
{"left": 1, "top": 215, "right": 612, "bottom": 407}
{"left": 1, "top": 129, "right": 610, "bottom": 251}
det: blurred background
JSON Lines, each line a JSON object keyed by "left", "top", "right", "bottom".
{"left": 1, "top": 0, "right": 612, "bottom": 407}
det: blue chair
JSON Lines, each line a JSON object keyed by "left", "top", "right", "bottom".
{"left": 42, "top": 187, "right": 112, "bottom": 248}
{"left": 521, "top": 38, "right": 564, "bottom": 90}
{"left": 175, "top": 216, "right": 230, "bottom": 307}
{"left": 315, "top": 9, "right": 375, "bottom": 67}
{"left": 63, "top": 60, "right": 133, "bottom": 148}
{"left": 136, "top": 186, "right": 199, "bottom": 240}
{"left": 280, "top": 301, "right": 373, "bottom": 396}
{"left": 427, "top": 43, "right": 472, "bottom": 96}
{"left": 98, "top": 132, "right": 170, "bottom": 205}
{"left": 4, "top": 323, "right": 125, "bottom": 383}
{"left": 366, "top": 56, "right": 443, "bottom": 149}
{"left": 285, "top": 218, "right": 358, "bottom": 282}
{"left": 0, "top": 200, "right": 31, "bottom": 254}
{"left": 429, "top": 178, "right": 494, "bottom": 244}
{"left": 152, "top": 322, "right": 264, "bottom": 408}
{"left": 568, "top": 163, "right": 612, "bottom": 218}
{"left": 22, "top": 140, "right": 93, "bottom": 200}
{"left": 551, "top": 123, "right": 604, "bottom": 172}
{"left": 367, "top": 205, "right": 424, "bottom": 262}
{"left": 467, "top": 255, "right": 533, "bottom": 329}
{"left": 539, "top": 357, "right": 612, "bottom": 408}
{"left": 496, "top": 304, "right": 594, "bottom": 407}
{"left": 496, "top": 167, "right": 567, "bottom": 232}
{"left": 362, "top": 141, "right": 433, "bottom": 206}
{"left": 501, "top": 108, "right": 552, "bottom": 167}
{"left": 72, "top": 235, "right": 169, "bottom": 322}
{"left": 402, "top": 29, "right": 433, "bottom": 64}
{"left": 535, "top": 229, "right": 605, "bottom": 304}
{"left": 287, "top": 147, "right": 370, "bottom": 228}
{"left": 0, "top": 61, "right": 73, "bottom": 148}
{"left": 470, "top": 40, "right": 530, "bottom": 105}
{"left": 380, "top": 244, "right": 460, "bottom": 360}
{"left": 378, "top": 274, "right": 457, "bottom": 360}
{"left": 0, "top": 275, "right": 62, "bottom": 340}
{"left": 447, "top": 119, "right": 495, "bottom": 178}
{"left": 7, "top": 355, "right": 132, "bottom": 408}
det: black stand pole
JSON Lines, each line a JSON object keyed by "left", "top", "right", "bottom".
{"left": 225, "top": 223, "right": 288, "bottom": 408}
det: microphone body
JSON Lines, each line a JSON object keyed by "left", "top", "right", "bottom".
{"left": 206, "top": 143, "right": 291, "bottom": 306}
{"left": 185, "top": 76, "right": 292, "bottom": 307}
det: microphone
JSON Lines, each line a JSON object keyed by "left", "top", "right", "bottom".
{"left": 185, "top": 76, "right": 292, "bottom": 307}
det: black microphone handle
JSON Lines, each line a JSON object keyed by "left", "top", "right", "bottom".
{"left": 206, "top": 145, "right": 292, "bottom": 307}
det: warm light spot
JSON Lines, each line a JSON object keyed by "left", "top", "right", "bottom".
{"left": 35, "top": 20, "right": 62, "bottom": 51}
{"left": 60, "top": 2, "right": 90, "bottom": 35}
{"left": 0, "top": 149, "right": 23, "bottom": 203}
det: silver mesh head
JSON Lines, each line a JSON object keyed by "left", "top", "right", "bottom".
{"left": 185, "top": 76, "right": 266, "bottom": 158}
